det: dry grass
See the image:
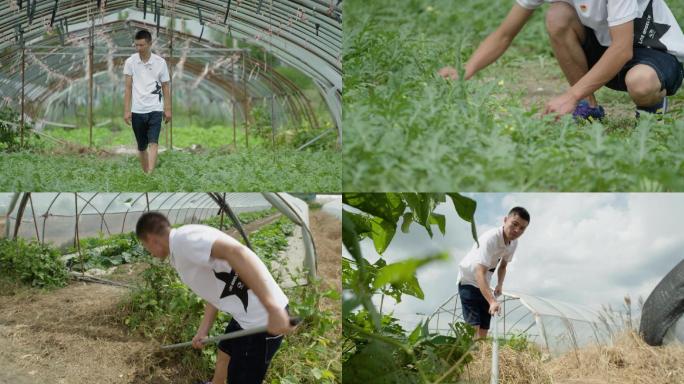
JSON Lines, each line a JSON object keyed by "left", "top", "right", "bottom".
{"left": 461, "top": 331, "right": 684, "bottom": 384}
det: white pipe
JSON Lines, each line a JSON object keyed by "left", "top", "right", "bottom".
{"left": 491, "top": 300, "right": 500, "bottom": 384}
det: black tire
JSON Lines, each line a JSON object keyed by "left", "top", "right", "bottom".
{"left": 639, "top": 258, "right": 684, "bottom": 346}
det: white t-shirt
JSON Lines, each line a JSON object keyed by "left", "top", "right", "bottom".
{"left": 123, "top": 53, "right": 170, "bottom": 113}
{"left": 516, "top": 0, "right": 684, "bottom": 62}
{"left": 168, "top": 224, "right": 289, "bottom": 329}
{"left": 457, "top": 227, "right": 517, "bottom": 288}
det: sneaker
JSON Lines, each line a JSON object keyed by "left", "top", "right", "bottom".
{"left": 636, "top": 96, "right": 668, "bottom": 119}
{"left": 573, "top": 100, "right": 605, "bottom": 121}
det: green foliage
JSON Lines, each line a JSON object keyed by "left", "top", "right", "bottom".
{"left": 0, "top": 238, "right": 68, "bottom": 289}
{"left": 267, "top": 277, "right": 341, "bottom": 384}
{"left": 67, "top": 232, "right": 149, "bottom": 272}
{"left": 343, "top": 0, "right": 684, "bottom": 191}
{"left": 200, "top": 208, "right": 278, "bottom": 229}
{"left": 0, "top": 106, "right": 40, "bottom": 152}
{"left": 0, "top": 148, "right": 341, "bottom": 191}
{"left": 342, "top": 193, "right": 479, "bottom": 383}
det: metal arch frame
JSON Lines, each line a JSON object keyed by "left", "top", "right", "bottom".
{"left": 0, "top": 1, "right": 341, "bottom": 135}
{"left": 427, "top": 290, "right": 619, "bottom": 355}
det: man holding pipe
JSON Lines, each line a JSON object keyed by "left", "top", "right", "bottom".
{"left": 456, "top": 207, "right": 530, "bottom": 339}
{"left": 136, "top": 212, "right": 292, "bottom": 384}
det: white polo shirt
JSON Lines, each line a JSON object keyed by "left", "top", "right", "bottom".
{"left": 457, "top": 227, "right": 517, "bottom": 288}
{"left": 517, "top": 0, "right": 684, "bottom": 62}
{"left": 123, "top": 53, "right": 170, "bottom": 113}
{"left": 168, "top": 224, "right": 289, "bottom": 330}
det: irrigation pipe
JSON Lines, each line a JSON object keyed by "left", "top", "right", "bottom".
{"left": 160, "top": 317, "right": 301, "bottom": 350}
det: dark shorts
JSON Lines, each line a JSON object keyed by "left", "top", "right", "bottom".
{"left": 131, "top": 111, "right": 162, "bottom": 151}
{"left": 458, "top": 283, "right": 491, "bottom": 330}
{"left": 217, "top": 317, "right": 284, "bottom": 384}
{"left": 582, "top": 27, "right": 684, "bottom": 96}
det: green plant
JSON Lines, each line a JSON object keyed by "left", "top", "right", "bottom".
{"left": 66, "top": 232, "right": 150, "bottom": 272}
{"left": 0, "top": 238, "right": 68, "bottom": 288}
{"left": 200, "top": 207, "right": 278, "bottom": 229}
{"left": 0, "top": 106, "right": 39, "bottom": 152}
{"left": 0, "top": 148, "right": 341, "bottom": 191}
{"left": 342, "top": 193, "right": 480, "bottom": 383}
{"left": 343, "top": 0, "right": 684, "bottom": 191}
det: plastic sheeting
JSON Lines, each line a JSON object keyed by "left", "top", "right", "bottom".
{"left": 428, "top": 290, "right": 623, "bottom": 356}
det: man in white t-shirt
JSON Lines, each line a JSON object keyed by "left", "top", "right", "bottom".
{"left": 439, "top": 0, "right": 684, "bottom": 120}
{"left": 123, "top": 29, "right": 171, "bottom": 174}
{"left": 136, "top": 212, "right": 292, "bottom": 384}
{"left": 457, "top": 207, "right": 530, "bottom": 339}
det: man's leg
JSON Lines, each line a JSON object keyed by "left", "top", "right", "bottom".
{"left": 625, "top": 64, "right": 666, "bottom": 108}
{"left": 147, "top": 143, "right": 159, "bottom": 173}
{"left": 545, "top": 2, "right": 597, "bottom": 106}
{"left": 138, "top": 151, "right": 149, "bottom": 173}
{"left": 211, "top": 349, "right": 230, "bottom": 384}
{"left": 474, "top": 326, "right": 488, "bottom": 340}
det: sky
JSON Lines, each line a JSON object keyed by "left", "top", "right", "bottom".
{"left": 344, "top": 193, "right": 684, "bottom": 331}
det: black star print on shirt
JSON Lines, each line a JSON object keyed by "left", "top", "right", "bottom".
{"left": 151, "top": 81, "right": 162, "bottom": 103}
{"left": 634, "top": 0, "right": 670, "bottom": 51}
{"left": 213, "top": 269, "right": 249, "bottom": 311}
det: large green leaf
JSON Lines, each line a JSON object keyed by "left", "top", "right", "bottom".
{"left": 343, "top": 193, "right": 406, "bottom": 224}
{"left": 447, "top": 193, "right": 478, "bottom": 246}
{"left": 372, "top": 253, "right": 448, "bottom": 299}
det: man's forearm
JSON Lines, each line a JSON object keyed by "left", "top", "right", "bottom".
{"left": 124, "top": 88, "right": 132, "bottom": 114}
{"left": 162, "top": 84, "right": 171, "bottom": 111}
{"left": 568, "top": 45, "right": 632, "bottom": 100}
{"left": 464, "top": 32, "right": 513, "bottom": 80}
{"left": 475, "top": 271, "right": 496, "bottom": 305}
{"left": 496, "top": 266, "right": 507, "bottom": 287}
{"left": 197, "top": 302, "right": 219, "bottom": 334}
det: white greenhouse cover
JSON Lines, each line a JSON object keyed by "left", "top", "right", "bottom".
{"left": 428, "top": 290, "right": 623, "bottom": 356}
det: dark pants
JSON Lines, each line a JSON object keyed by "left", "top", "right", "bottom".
{"left": 582, "top": 27, "right": 683, "bottom": 96}
{"left": 131, "top": 111, "right": 162, "bottom": 151}
{"left": 458, "top": 283, "right": 491, "bottom": 330}
{"left": 217, "top": 318, "right": 284, "bottom": 384}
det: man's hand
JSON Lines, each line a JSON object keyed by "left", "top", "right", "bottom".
{"left": 164, "top": 110, "right": 172, "bottom": 124}
{"left": 489, "top": 301, "right": 501, "bottom": 315}
{"left": 544, "top": 91, "right": 579, "bottom": 117}
{"left": 191, "top": 331, "right": 208, "bottom": 349}
{"left": 124, "top": 112, "right": 132, "bottom": 126}
{"left": 437, "top": 66, "right": 459, "bottom": 80}
{"left": 267, "top": 306, "right": 293, "bottom": 335}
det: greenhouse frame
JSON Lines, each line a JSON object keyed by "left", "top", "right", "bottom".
{"left": 0, "top": 0, "right": 342, "bottom": 149}
{"left": 0, "top": 192, "right": 318, "bottom": 278}
{"left": 428, "top": 290, "right": 624, "bottom": 356}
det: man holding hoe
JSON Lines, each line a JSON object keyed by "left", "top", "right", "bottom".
{"left": 439, "top": 0, "right": 684, "bottom": 120}
{"left": 457, "top": 207, "right": 530, "bottom": 339}
{"left": 136, "top": 212, "right": 293, "bottom": 383}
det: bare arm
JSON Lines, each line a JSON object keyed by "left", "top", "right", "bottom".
{"left": 464, "top": 4, "right": 535, "bottom": 79}
{"left": 494, "top": 259, "right": 508, "bottom": 296}
{"left": 123, "top": 75, "right": 132, "bottom": 125}
{"left": 476, "top": 264, "right": 501, "bottom": 315}
{"left": 191, "top": 302, "right": 219, "bottom": 349}
{"left": 161, "top": 81, "right": 171, "bottom": 122}
{"left": 439, "top": 4, "right": 534, "bottom": 80}
{"left": 210, "top": 239, "right": 291, "bottom": 334}
{"left": 568, "top": 21, "right": 633, "bottom": 100}
{"left": 545, "top": 21, "right": 634, "bottom": 115}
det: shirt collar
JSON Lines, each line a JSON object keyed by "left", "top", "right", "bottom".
{"left": 135, "top": 53, "right": 156, "bottom": 64}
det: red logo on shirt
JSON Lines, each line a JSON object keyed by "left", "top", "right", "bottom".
{"left": 579, "top": 4, "right": 588, "bottom": 13}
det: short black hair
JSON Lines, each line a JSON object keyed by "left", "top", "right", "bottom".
{"left": 508, "top": 206, "right": 530, "bottom": 223}
{"left": 135, "top": 29, "right": 152, "bottom": 42}
{"left": 136, "top": 211, "right": 170, "bottom": 239}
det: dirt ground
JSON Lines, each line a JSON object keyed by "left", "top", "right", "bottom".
{"left": 0, "top": 208, "right": 341, "bottom": 384}
{"left": 0, "top": 283, "right": 158, "bottom": 384}
{"left": 309, "top": 208, "right": 342, "bottom": 310}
